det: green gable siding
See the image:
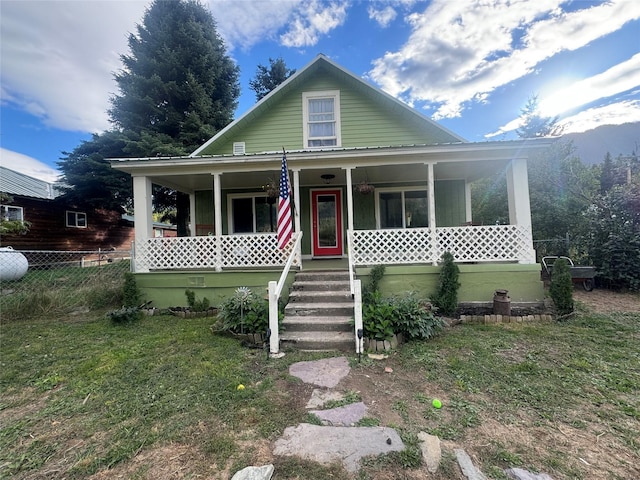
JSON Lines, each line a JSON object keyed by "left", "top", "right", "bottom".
{"left": 353, "top": 192, "right": 376, "bottom": 229}
{"left": 195, "top": 190, "right": 214, "bottom": 234}
{"left": 435, "top": 180, "right": 466, "bottom": 227}
{"left": 199, "top": 67, "right": 459, "bottom": 156}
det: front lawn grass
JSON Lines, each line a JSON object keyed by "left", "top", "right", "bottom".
{"left": 0, "top": 313, "right": 309, "bottom": 478}
{"left": 1, "top": 308, "right": 638, "bottom": 479}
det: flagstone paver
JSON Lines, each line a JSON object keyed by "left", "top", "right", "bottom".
{"left": 275, "top": 356, "right": 406, "bottom": 473}
{"left": 288, "top": 356, "right": 350, "bottom": 388}
{"left": 273, "top": 423, "right": 404, "bottom": 472}
{"left": 309, "top": 401, "right": 367, "bottom": 426}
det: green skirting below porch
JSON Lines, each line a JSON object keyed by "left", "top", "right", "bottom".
{"left": 134, "top": 270, "right": 295, "bottom": 309}
{"left": 134, "top": 262, "right": 545, "bottom": 309}
{"left": 356, "top": 263, "right": 545, "bottom": 303}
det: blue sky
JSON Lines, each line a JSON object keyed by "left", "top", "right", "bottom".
{"left": 1, "top": 0, "right": 639, "bottom": 182}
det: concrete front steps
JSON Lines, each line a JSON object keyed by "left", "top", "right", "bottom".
{"left": 281, "top": 270, "right": 355, "bottom": 351}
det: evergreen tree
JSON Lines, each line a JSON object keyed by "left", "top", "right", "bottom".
{"left": 57, "top": 131, "right": 133, "bottom": 213}
{"left": 110, "top": 0, "right": 239, "bottom": 152}
{"left": 549, "top": 258, "right": 574, "bottom": 315}
{"left": 600, "top": 152, "right": 616, "bottom": 194}
{"left": 249, "top": 57, "right": 296, "bottom": 102}
{"left": 58, "top": 0, "right": 239, "bottom": 228}
{"left": 516, "top": 95, "right": 562, "bottom": 138}
{"left": 430, "top": 252, "right": 460, "bottom": 316}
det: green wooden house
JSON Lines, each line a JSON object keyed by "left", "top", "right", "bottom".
{"left": 112, "top": 54, "right": 552, "bottom": 313}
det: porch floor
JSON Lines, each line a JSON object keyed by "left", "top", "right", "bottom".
{"left": 302, "top": 258, "right": 349, "bottom": 270}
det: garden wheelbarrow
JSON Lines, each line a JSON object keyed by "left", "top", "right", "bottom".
{"left": 541, "top": 256, "right": 596, "bottom": 292}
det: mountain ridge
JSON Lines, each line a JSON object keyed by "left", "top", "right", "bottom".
{"left": 561, "top": 122, "right": 639, "bottom": 165}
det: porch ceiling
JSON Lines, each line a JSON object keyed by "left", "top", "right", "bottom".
{"left": 112, "top": 139, "right": 553, "bottom": 193}
{"left": 135, "top": 158, "right": 511, "bottom": 193}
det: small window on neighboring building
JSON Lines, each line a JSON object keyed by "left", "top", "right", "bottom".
{"left": 66, "top": 210, "right": 87, "bottom": 228}
{"left": 303, "top": 90, "right": 341, "bottom": 148}
{"left": 1, "top": 205, "right": 24, "bottom": 222}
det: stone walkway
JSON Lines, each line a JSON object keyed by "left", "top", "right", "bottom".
{"left": 273, "top": 356, "right": 405, "bottom": 472}
{"left": 233, "top": 355, "right": 556, "bottom": 480}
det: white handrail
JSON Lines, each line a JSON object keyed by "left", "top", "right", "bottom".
{"left": 353, "top": 279, "right": 363, "bottom": 354}
{"left": 268, "top": 232, "right": 303, "bottom": 355}
{"left": 347, "top": 229, "right": 356, "bottom": 297}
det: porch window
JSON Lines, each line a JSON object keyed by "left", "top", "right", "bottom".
{"left": 377, "top": 189, "right": 428, "bottom": 229}
{"left": 66, "top": 210, "right": 87, "bottom": 228}
{"left": 303, "top": 90, "right": 341, "bottom": 148}
{"left": 229, "top": 195, "right": 277, "bottom": 233}
{"left": 1, "top": 205, "right": 24, "bottom": 222}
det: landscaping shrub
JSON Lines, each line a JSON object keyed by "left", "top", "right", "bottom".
{"left": 549, "top": 257, "right": 574, "bottom": 315}
{"left": 122, "top": 272, "right": 141, "bottom": 307}
{"left": 393, "top": 293, "right": 444, "bottom": 341}
{"left": 107, "top": 306, "right": 142, "bottom": 324}
{"left": 217, "top": 287, "right": 280, "bottom": 334}
{"left": 185, "top": 289, "right": 211, "bottom": 312}
{"left": 363, "top": 264, "right": 386, "bottom": 301}
{"left": 362, "top": 291, "right": 444, "bottom": 342}
{"left": 430, "top": 252, "right": 460, "bottom": 316}
{"left": 362, "top": 291, "right": 396, "bottom": 341}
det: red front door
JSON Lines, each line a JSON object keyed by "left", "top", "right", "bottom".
{"left": 311, "top": 189, "right": 343, "bottom": 257}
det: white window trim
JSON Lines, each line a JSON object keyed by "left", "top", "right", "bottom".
{"left": 375, "top": 186, "right": 429, "bottom": 229}
{"left": 66, "top": 210, "right": 87, "bottom": 228}
{"left": 1, "top": 205, "right": 24, "bottom": 222}
{"left": 227, "top": 192, "right": 276, "bottom": 234}
{"left": 302, "top": 90, "right": 341, "bottom": 149}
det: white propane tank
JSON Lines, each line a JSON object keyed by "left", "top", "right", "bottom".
{"left": 0, "top": 247, "right": 29, "bottom": 281}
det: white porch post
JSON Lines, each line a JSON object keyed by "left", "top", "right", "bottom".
{"left": 427, "top": 162, "right": 438, "bottom": 265}
{"left": 465, "top": 182, "right": 472, "bottom": 223}
{"left": 213, "top": 173, "right": 222, "bottom": 236}
{"left": 189, "top": 193, "right": 196, "bottom": 236}
{"left": 344, "top": 166, "right": 354, "bottom": 231}
{"left": 506, "top": 158, "right": 536, "bottom": 264}
{"left": 292, "top": 169, "right": 301, "bottom": 234}
{"left": 133, "top": 175, "right": 153, "bottom": 273}
{"left": 213, "top": 172, "right": 223, "bottom": 271}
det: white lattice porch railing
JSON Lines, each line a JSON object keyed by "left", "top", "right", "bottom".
{"left": 437, "top": 225, "right": 534, "bottom": 263}
{"left": 349, "top": 224, "right": 534, "bottom": 266}
{"left": 133, "top": 233, "right": 302, "bottom": 272}
{"left": 350, "top": 228, "right": 435, "bottom": 265}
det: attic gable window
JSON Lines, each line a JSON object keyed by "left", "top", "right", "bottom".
{"left": 303, "top": 90, "right": 341, "bottom": 148}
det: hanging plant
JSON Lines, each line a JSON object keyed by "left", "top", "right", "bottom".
{"left": 262, "top": 178, "right": 278, "bottom": 204}
{"left": 355, "top": 181, "right": 375, "bottom": 195}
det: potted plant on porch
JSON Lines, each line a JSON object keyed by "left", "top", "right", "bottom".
{"left": 355, "top": 180, "right": 375, "bottom": 195}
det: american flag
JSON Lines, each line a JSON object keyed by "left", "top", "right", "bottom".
{"left": 277, "top": 153, "right": 292, "bottom": 249}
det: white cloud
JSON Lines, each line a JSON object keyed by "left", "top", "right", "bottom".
{"left": 0, "top": 148, "right": 61, "bottom": 183}
{"left": 280, "top": 0, "right": 348, "bottom": 48}
{"left": 369, "top": 0, "right": 640, "bottom": 119}
{"left": 539, "top": 53, "right": 640, "bottom": 117}
{"left": 559, "top": 100, "right": 640, "bottom": 134}
{"left": 210, "top": 0, "right": 300, "bottom": 51}
{"left": 0, "top": 1, "right": 148, "bottom": 133}
{"left": 368, "top": 5, "right": 397, "bottom": 28}
{"left": 486, "top": 53, "right": 640, "bottom": 137}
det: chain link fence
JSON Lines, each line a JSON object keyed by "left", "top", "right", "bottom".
{"left": 1, "top": 249, "right": 132, "bottom": 321}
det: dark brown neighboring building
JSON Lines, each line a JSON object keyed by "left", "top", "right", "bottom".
{"left": 0, "top": 166, "right": 134, "bottom": 251}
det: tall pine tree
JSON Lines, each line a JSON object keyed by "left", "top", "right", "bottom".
{"left": 59, "top": 0, "right": 239, "bottom": 226}
{"left": 110, "top": 0, "right": 239, "bottom": 152}
{"left": 249, "top": 57, "right": 296, "bottom": 102}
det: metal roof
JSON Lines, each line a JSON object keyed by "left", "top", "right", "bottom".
{"left": 0, "top": 166, "right": 63, "bottom": 200}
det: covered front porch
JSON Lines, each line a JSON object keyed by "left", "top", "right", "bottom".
{"left": 113, "top": 140, "right": 551, "bottom": 306}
